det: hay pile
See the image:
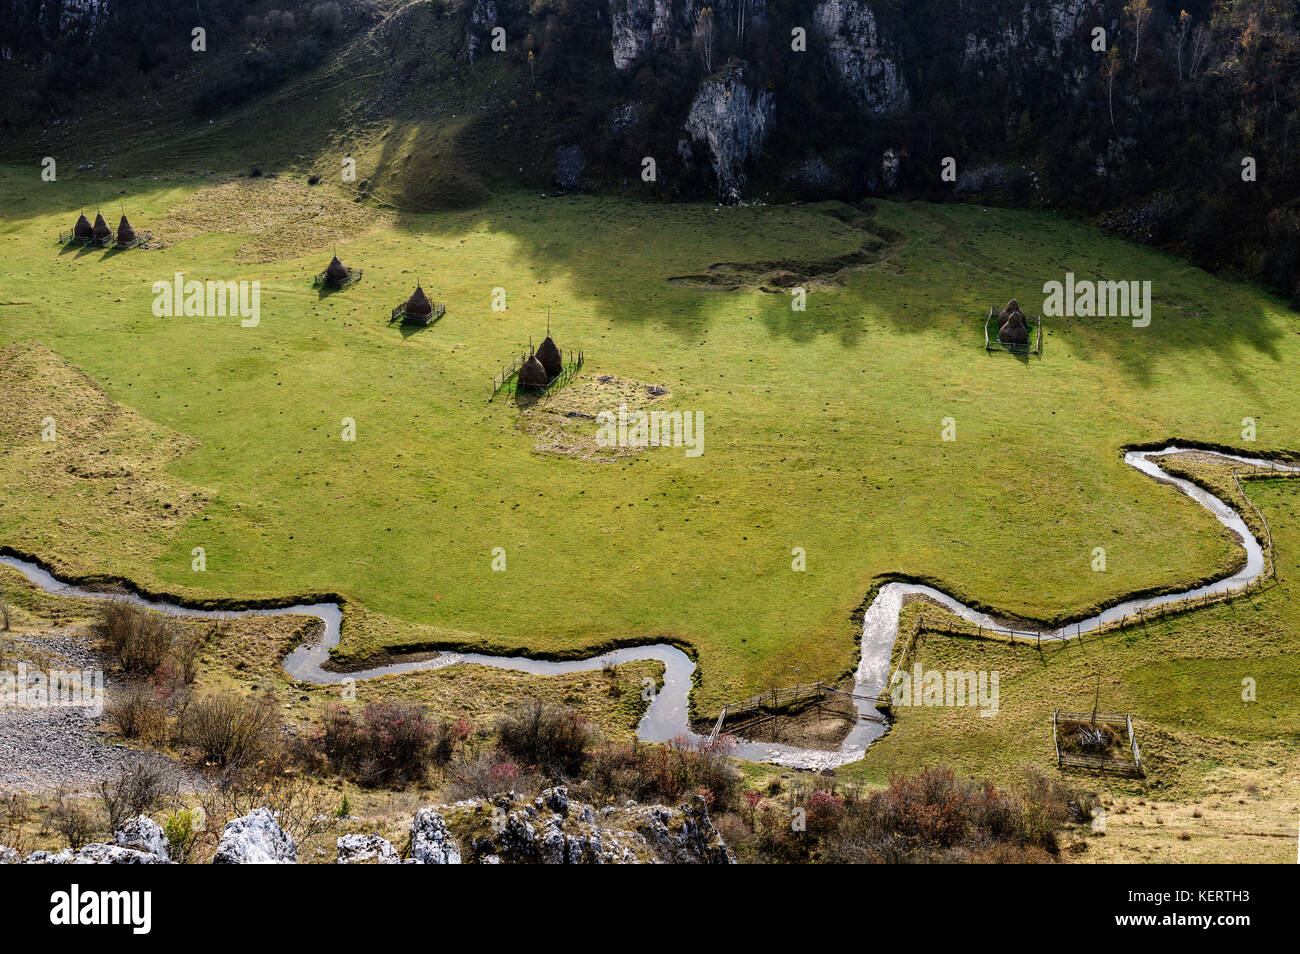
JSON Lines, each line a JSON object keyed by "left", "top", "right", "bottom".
{"left": 325, "top": 256, "right": 350, "bottom": 284}
{"left": 405, "top": 284, "right": 432, "bottom": 321}
{"left": 91, "top": 213, "right": 112, "bottom": 243}
{"left": 116, "top": 215, "right": 136, "bottom": 245}
{"left": 73, "top": 214, "right": 93, "bottom": 240}
{"left": 996, "top": 298, "right": 1030, "bottom": 346}
{"left": 536, "top": 335, "right": 563, "bottom": 378}
{"left": 518, "top": 356, "right": 548, "bottom": 389}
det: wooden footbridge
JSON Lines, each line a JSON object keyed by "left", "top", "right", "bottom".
{"left": 706, "top": 681, "right": 889, "bottom": 743}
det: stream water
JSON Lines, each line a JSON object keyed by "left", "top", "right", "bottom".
{"left": 2, "top": 446, "right": 1293, "bottom": 769}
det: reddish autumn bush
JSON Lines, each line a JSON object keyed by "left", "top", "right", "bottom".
{"left": 317, "top": 701, "right": 450, "bottom": 787}
{"left": 581, "top": 735, "right": 741, "bottom": 810}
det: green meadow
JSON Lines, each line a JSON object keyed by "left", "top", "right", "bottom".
{"left": 3, "top": 163, "right": 1300, "bottom": 712}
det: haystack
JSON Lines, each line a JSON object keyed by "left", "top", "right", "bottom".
{"left": 116, "top": 214, "right": 136, "bottom": 245}
{"left": 405, "top": 284, "right": 433, "bottom": 321}
{"left": 92, "top": 213, "right": 112, "bottom": 243}
{"left": 518, "top": 355, "right": 548, "bottom": 389}
{"left": 325, "top": 255, "right": 350, "bottom": 284}
{"left": 73, "top": 214, "right": 93, "bottom": 240}
{"left": 998, "top": 311, "right": 1029, "bottom": 346}
{"left": 536, "top": 335, "right": 562, "bottom": 379}
{"left": 998, "top": 298, "right": 1019, "bottom": 328}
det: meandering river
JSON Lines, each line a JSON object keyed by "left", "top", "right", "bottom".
{"left": 2, "top": 447, "right": 1293, "bottom": 769}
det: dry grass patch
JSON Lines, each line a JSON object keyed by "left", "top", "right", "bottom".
{"left": 151, "top": 177, "right": 395, "bottom": 263}
{"left": 0, "top": 341, "right": 212, "bottom": 577}
{"left": 518, "top": 373, "right": 672, "bottom": 461}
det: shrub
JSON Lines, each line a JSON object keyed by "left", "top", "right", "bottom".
{"left": 45, "top": 794, "right": 97, "bottom": 850}
{"left": 443, "top": 751, "right": 540, "bottom": 801}
{"left": 98, "top": 761, "right": 175, "bottom": 832}
{"left": 497, "top": 699, "right": 599, "bottom": 779}
{"left": 177, "top": 691, "right": 278, "bottom": 772}
{"left": 105, "top": 682, "right": 167, "bottom": 741}
{"left": 162, "top": 809, "right": 200, "bottom": 863}
{"left": 99, "top": 601, "right": 175, "bottom": 674}
{"left": 820, "top": 766, "right": 1060, "bottom": 864}
{"left": 317, "top": 701, "right": 445, "bottom": 787}
{"left": 583, "top": 735, "right": 741, "bottom": 810}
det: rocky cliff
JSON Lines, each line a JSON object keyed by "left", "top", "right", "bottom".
{"left": 681, "top": 63, "right": 774, "bottom": 201}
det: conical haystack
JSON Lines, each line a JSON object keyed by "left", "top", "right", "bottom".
{"left": 518, "top": 355, "right": 548, "bottom": 389}
{"left": 997, "top": 299, "right": 1022, "bottom": 327}
{"left": 116, "top": 214, "right": 137, "bottom": 244}
{"left": 92, "top": 213, "right": 112, "bottom": 242}
{"left": 998, "top": 311, "right": 1029, "bottom": 346}
{"left": 325, "top": 255, "right": 350, "bottom": 284}
{"left": 405, "top": 284, "right": 432, "bottom": 320}
{"left": 536, "top": 335, "right": 562, "bottom": 378}
{"left": 73, "top": 214, "right": 93, "bottom": 239}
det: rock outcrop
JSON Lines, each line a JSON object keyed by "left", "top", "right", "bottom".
{"left": 211, "top": 808, "right": 298, "bottom": 865}
{"left": 609, "top": 0, "right": 697, "bottom": 72}
{"left": 438, "top": 786, "right": 735, "bottom": 864}
{"left": 813, "top": 0, "right": 910, "bottom": 117}
{"left": 114, "top": 815, "right": 171, "bottom": 859}
{"left": 1, "top": 790, "right": 734, "bottom": 864}
{"left": 409, "top": 808, "right": 462, "bottom": 864}
{"left": 960, "top": 0, "right": 1107, "bottom": 96}
{"left": 336, "top": 833, "right": 401, "bottom": 864}
{"left": 682, "top": 64, "right": 773, "bottom": 201}
{"left": 24, "top": 844, "right": 170, "bottom": 864}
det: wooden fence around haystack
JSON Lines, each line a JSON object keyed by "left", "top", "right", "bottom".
{"left": 984, "top": 306, "right": 1043, "bottom": 356}
{"left": 313, "top": 268, "right": 363, "bottom": 288}
{"left": 490, "top": 349, "right": 585, "bottom": 400}
{"left": 1053, "top": 709, "right": 1142, "bottom": 775}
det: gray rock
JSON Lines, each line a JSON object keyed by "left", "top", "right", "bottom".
{"left": 554, "top": 145, "right": 585, "bottom": 191}
{"left": 0, "top": 845, "right": 21, "bottom": 864}
{"left": 212, "top": 808, "right": 297, "bottom": 864}
{"left": 114, "top": 815, "right": 170, "bottom": 859}
{"left": 24, "top": 844, "right": 169, "bottom": 864}
{"left": 409, "top": 809, "right": 461, "bottom": 864}
{"left": 336, "top": 834, "right": 400, "bottom": 864}
{"left": 683, "top": 64, "right": 773, "bottom": 201}
{"left": 814, "top": 0, "right": 910, "bottom": 117}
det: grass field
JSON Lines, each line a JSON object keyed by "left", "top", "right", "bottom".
{"left": 4, "top": 162, "right": 1300, "bottom": 718}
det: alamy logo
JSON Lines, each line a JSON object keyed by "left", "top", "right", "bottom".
{"left": 0, "top": 665, "right": 103, "bottom": 716}
{"left": 50, "top": 885, "right": 152, "bottom": 934}
{"left": 152, "top": 272, "right": 261, "bottom": 326}
{"left": 596, "top": 404, "right": 704, "bottom": 457}
{"left": 888, "top": 664, "right": 1000, "bottom": 717}
{"left": 1042, "top": 272, "right": 1152, "bottom": 327}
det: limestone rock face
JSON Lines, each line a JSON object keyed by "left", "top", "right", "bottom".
{"left": 813, "top": 0, "right": 910, "bottom": 117}
{"left": 336, "top": 834, "right": 400, "bottom": 864}
{"left": 24, "top": 844, "right": 170, "bottom": 864}
{"left": 441, "top": 786, "right": 736, "bottom": 864}
{"left": 682, "top": 65, "right": 773, "bottom": 201}
{"left": 211, "top": 809, "right": 298, "bottom": 865}
{"left": 609, "top": 0, "right": 696, "bottom": 72}
{"left": 114, "top": 815, "right": 170, "bottom": 859}
{"left": 961, "top": 0, "right": 1107, "bottom": 95}
{"left": 409, "top": 808, "right": 462, "bottom": 864}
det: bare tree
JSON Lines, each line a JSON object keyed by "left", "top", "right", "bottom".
{"left": 1103, "top": 46, "right": 1123, "bottom": 130}
{"left": 1174, "top": 9, "right": 1191, "bottom": 84}
{"left": 1124, "top": 0, "right": 1153, "bottom": 65}
{"left": 695, "top": 6, "right": 715, "bottom": 74}
{"left": 1188, "top": 22, "right": 1211, "bottom": 78}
